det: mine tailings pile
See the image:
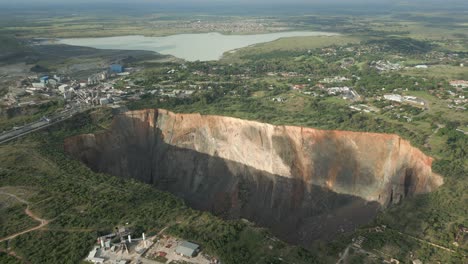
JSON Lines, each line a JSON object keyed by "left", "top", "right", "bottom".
{"left": 64, "top": 109, "right": 443, "bottom": 247}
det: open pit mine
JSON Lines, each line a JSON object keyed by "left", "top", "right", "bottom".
{"left": 64, "top": 109, "right": 443, "bottom": 247}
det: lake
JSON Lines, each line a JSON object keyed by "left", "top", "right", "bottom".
{"left": 58, "top": 31, "right": 339, "bottom": 61}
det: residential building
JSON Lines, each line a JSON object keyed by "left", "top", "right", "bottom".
{"left": 450, "top": 80, "right": 468, "bottom": 89}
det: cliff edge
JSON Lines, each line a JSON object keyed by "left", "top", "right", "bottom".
{"left": 64, "top": 109, "right": 443, "bottom": 245}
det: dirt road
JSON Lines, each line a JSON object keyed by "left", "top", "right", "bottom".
{"left": 0, "top": 191, "right": 49, "bottom": 242}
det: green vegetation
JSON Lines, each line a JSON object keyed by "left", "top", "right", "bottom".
{"left": 0, "top": 252, "right": 22, "bottom": 264}
{"left": 0, "top": 35, "right": 25, "bottom": 55}
{"left": 0, "top": 201, "right": 37, "bottom": 238}
{"left": 365, "top": 37, "right": 435, "bottom": 54}
{"left": 402, "top": 65, "right": 468, "bottom": 80}
{"left": 0, "top": 34, "right": 31, "bottom": 65}
{"left": 9, "top": 231, "right": 95, "bottom": 264}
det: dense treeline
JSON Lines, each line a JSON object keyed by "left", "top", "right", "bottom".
{"left": 365, "top": 37, "right": 435, "bottom": 54}
{"left": 0, "top": 204, "right": 38, "bottom": 238}
{"left": 0, "top": 252, "right": 22, "bottom": 264}
{"left": 370, "top": 124, "right": 468, "bottom": 262}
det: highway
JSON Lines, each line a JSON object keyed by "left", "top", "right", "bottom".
{"left": 0, "top": 105, "right": 93, "bottom": 145}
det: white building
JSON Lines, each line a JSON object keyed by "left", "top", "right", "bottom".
{"left": 53, "top": 75, "right": 62, "bottom": 83}
{"left": 384, "top": 94, "right": 403, "bottom": 102}
{"left": 403, "top": 96, "right": 425, "bottom": 106}
{"left": 414, "top": 65, "right": 428, "bottom": 69}
{"left": 450, "top": 80, "right": 468, "bottom": 89}
{"left": 63, "top": 88, "right": 75, "bottom": 100}
{"left": 86, "top": 246, "right": 105, "bottom": 263}
{"left": 32, "top": 82, "right": 46, "bottom": 88}
{"left": 99, "top": 98, "right": 110, "bottom": 105}
{"left": 327, "top": 86, "right": 350, "bottom": 95}
{"left": 58, "top": 84, "right": 70, "bottom": 93}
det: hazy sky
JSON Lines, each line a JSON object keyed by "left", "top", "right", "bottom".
{"left": 0, "top": 0, "right": 466, "bottom": 13}
{"left": 0, "top": 0, "right": 465, "bottom": 4}
{"left": 1, "top": 0, "right": 466, "bottom": 5}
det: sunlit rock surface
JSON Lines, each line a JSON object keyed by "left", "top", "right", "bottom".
{"left": 64, "top": 109, "right": 442, "bottom": 246}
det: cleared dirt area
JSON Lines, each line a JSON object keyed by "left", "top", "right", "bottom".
{"left": 144, "top": 235, "right": 214, "bottom": 264}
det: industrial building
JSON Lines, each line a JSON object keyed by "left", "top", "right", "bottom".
{"left": 32, "top": 82, "right": 46, "bottom": 88}
{"left": 40, "top": 76, "right": 49, "bottom": 84}
{"left": 86, "top": 246, "right": 105, "bottom": 263}
{"left": 175, "top": 241, "right": 200, "bottom": 257}
{"left": 99, "top": 98, "right": 111, "bottom": 105}
{"left": 110, "top": 64, "right": 124, "bottom": 73}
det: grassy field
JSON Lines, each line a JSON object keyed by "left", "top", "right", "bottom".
{"left": 221, "top": 35, "right": 361, "bottom": 63}
{"left": 402, "top": 65, "right": 468, "bottom": 80}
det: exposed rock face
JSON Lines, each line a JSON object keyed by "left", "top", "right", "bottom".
{"left": 64, "top": 109, "right": 443, "bottom": 246}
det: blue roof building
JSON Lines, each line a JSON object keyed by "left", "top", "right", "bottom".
{"left": 40, "top": 76, "right": 49, "bottom": 84}
{"left": 110, "top": 64, "right": 124, "bottom": 73}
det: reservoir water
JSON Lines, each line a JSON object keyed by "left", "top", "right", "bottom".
{"left": 58, "top": 31, "right": 339, "bottom": 61}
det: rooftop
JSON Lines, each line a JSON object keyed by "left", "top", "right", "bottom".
{"left": 175, "top": 241, "right": 200, "bottom": 257}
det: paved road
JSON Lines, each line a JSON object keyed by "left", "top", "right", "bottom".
{"left": 0, "top": 191, "right": 50, "bottom": 242}
{"left": 0, "top": 106, "right": 93, "bottom": 145}
{"left": 391, "top": 228, "right": 457, "bottom": 254}
{"left": 336, "top": 244, "right": 350, "bottom": 264}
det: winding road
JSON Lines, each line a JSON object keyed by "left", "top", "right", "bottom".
{"left": 0, "top": 191, "right": 50, "bottom": 243}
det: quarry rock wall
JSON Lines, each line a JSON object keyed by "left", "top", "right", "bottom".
{"left": 64, "top": 109, "right": 443, "bottom": 245}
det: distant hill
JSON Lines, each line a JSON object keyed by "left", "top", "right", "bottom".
{"left": 0, "top": 35, "right": 33, "bottom": 64}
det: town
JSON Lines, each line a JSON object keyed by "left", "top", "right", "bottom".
{"left": 1, "top": 40, "right": 467, "bottom": 142}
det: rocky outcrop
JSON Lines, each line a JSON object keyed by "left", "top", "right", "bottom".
{"left": 64, "top": 109, "right": 443, "bottom": 246}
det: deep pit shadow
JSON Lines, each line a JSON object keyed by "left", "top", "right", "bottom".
{"left": 64, "top": 112, "right": 383, "bottom": 247}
